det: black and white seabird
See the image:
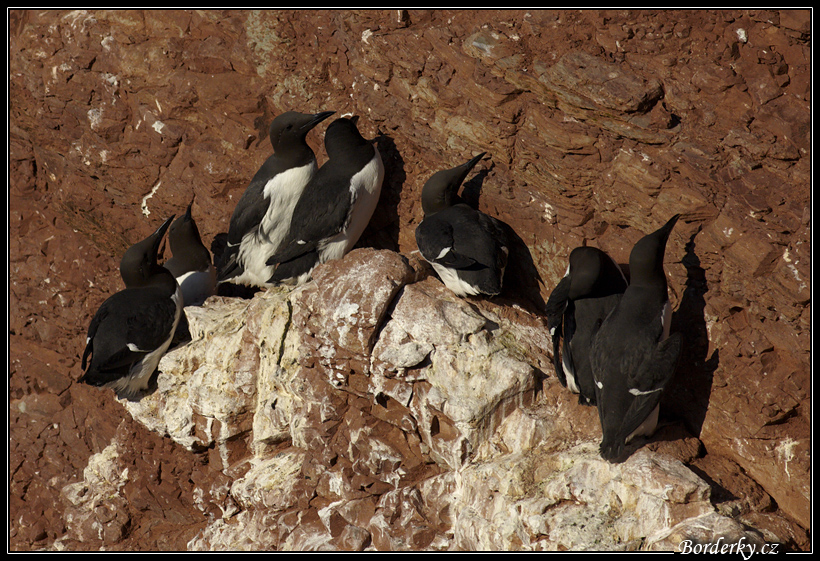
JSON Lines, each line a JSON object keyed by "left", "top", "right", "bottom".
{"left": 165, "top": 203, "right": 216, "bottom": 307}
{"left": 265, "top": 116, "right": 385, "bottom": 285}
{"left": 80, "top": 216, "right": 183, "bottom": 400}
{"left": 590, "top": 214, "right": 682, "bottom": 462}
{"left": 545, "top": 246, "right": 628, "bottom": 405}
{"left": 218, "top": 110, "right": 335, "bottom": 287}
{"left": 414, "top": 153, "right": 509, "bottom": 297}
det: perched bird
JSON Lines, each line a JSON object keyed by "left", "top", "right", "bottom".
{"left": 218, "top": 110, "right": 335, "bottom": 287}
{"left": 590, "top": 214, "right": 682, "bottom": 462}
{"left": 164, "top": 203, "right": 216, "bottom": 307}
{"left": 415, "top": 153, "right": 509, "bottom": 297}
{"left": 265, "top": 116, "right": 385, "bottom": 285}
{"left": 80, "top": 216, "right": 183, "bottom": 400}
{"left": 545, "top": 246, "right": 628, "bottom": 405}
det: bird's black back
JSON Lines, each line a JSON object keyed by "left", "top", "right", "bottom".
{"left": 266, "top": 117, "right": 378, "bottom": 267}
{"left": 81, "top": 276, "right": 179, "bottom": 386}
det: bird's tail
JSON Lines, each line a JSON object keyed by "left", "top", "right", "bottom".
{"left": 599, "top": 439, "right": 627, "bottom": 463}
{"left": 216, "top": 245, "right": 240, "bottom": 283}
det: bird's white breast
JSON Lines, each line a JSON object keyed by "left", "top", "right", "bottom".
{"left": 260, "top": 162, "right": 316, "bottom": 248}
{"left": 235, "top": 162, "right": 316, "bottom": 286}
{"left": 430, "top": 263, "right": 482, "bottom": 297}
{"left": 176, "top": 265, "right": 217, "bottom": 307}
{"left": 321, "top": 150, "right": 384, "bottom": 262}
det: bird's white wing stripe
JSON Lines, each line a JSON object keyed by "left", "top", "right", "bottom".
{"left": 629, "top": 386, "right": 663, "bottom": 396}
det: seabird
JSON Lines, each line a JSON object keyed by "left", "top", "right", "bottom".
{"left": 165, "top": 203, "right": 216, "bottom": 307}
{"left": 218, "top": 110, "right": 335, "bottom": 287}
{"left": 590, "top": 214, "right": 682, "bottom": 462}
{"left": 80, "top": 216, "right": 183, "bottom": 400}
{"left": 545, "top": 246, "right": 628, "bottom": 405}
{"left": 265, "top": 116, "right": 385, "bottom": 285}
{"left": 415, "top": 152, "right": 509, "bottom": 297}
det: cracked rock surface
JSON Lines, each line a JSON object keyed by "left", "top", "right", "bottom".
{"left": 10, "top": 9, "right": 809, "bottom": 551}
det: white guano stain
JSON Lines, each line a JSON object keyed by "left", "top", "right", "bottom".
{"left": 141, "top": 180, "right": 162, "bottom": 217}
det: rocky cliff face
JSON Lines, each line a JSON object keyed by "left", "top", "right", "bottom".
{"left": 9, "top": 9, "right": 810, "bottom": 551}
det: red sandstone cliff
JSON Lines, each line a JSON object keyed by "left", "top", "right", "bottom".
{"left": 9, "top": 10, "right": 809, "bottom": 551}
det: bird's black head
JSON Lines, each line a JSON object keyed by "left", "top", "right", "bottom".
{"left": 168, "top": 203, "right": 212, "bottom": 270}
{"left": 567, "top": 246, "right": 627, "bottom": 299}
{"left": 120, "top": 215, "right": 174, "bottom": 287}
{"left": 420, "top": 152, "right": 487, "bottom": 216}
{"left": 169, "top": 203, "right": 203, "bottom": 252}
{"left": 628, "top": 214, "right": 680, "bottom": 287}
{"left": 567, "top": 247, "right": 604, "bottom": 298}
{"left": 323, "top": 116, "right": 370, "bottom": 160}
{"left": 268, "top": 110, "right": 335, "bottom": 154}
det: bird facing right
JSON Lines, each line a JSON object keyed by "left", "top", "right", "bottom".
{"left": 590, "top": 214, "right": 682, "bottom": 462}
{"left": 165, "top": 203, "right": 216, "bottom": 307}
{"left": 415, "top": 153, "right": 509, "bottom": 298}
{"left": 217, "top": 110, "right": 335, "bottom": 288}
{"left": 81, "top": 216, "right": 183, "bottom": 400}
{"left": 265, "top": 116, "right": 384, "bottom": 285}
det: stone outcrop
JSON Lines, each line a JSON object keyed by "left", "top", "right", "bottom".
{"left": 58, "top": 249, "right": 769, "bottom": 551}
{"left": 9, "top": 9, "right": 810, "bottom": 551}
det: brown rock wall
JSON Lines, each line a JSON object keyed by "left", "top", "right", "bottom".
{"left": 9, "top": 9, "right": 810, "bottom": 550}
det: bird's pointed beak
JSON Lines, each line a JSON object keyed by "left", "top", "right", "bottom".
{"left": 463, "top": 151, "right": 487, "bottom": 172}
{"left": 151, "top": 215, "right": 175, "bottom": 257}
{"left": 657, "top": 213, "right": 681, "bottom": 240}
{"left": 453, "top": 151, "right": 487, "bottom": 187}
{"left": 303, "top": 110, "right": 336, "bottom": 131}
{"left": 154, "top": 215, "right": 175, "bottom": 238}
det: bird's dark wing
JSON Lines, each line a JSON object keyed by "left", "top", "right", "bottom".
{"left": 82, "top": 300, "right": 111, "bottom": 370}
{"left": 226, "top": 170, "right": 276, "bottom": 247}
{"left": 447, "top": 207, "right": 507, "bottom": 272}
{"left": 607, "top": 331, "right": 681, "bottom": 455}
{"left": 474, "top": 212, "right": 510, "bottom": 269}
{"left": 266, "top": 172, "right": 352, "bottom": 266}
{"left": 218, "top": 176, "right": 272, "bottom": 280}
{"left": 123, "top": 292, "right": 180, "bottom": 351}
{"left": 80, "top": 289, "right": 178, "bottom": 385}
{"left": 417, "top": 202, "right": 511, "bottom": 272}
{"left": 545, "top": 274, "right": 570, "bottom": 334}
{"left": 416, "top": 216, "right": 477, "bottom": 269}
{"left": 627, "top": 330, "right": 681, "bottom": 395}
{"left": 569, "top": 292, "right": 623, "bottom": 404}
{"left": 592, "top": 301, "right": 680, "bottom": 460}
{"left": 217, "top": 252, "right": 242, "bottom": 282}
{"left": 267, "top": 249, "right": 320, "bottom": 284}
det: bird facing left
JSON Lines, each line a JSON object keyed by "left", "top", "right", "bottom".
{"left": 545, "top": 245, "right": 628, "bottom": 406}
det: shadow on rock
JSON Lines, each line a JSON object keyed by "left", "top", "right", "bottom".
{"left": 358, "top": 132, "right": 405, "bottom": 253}
{"left": 665, "top": 227, "right": 717, "bottom": 439}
